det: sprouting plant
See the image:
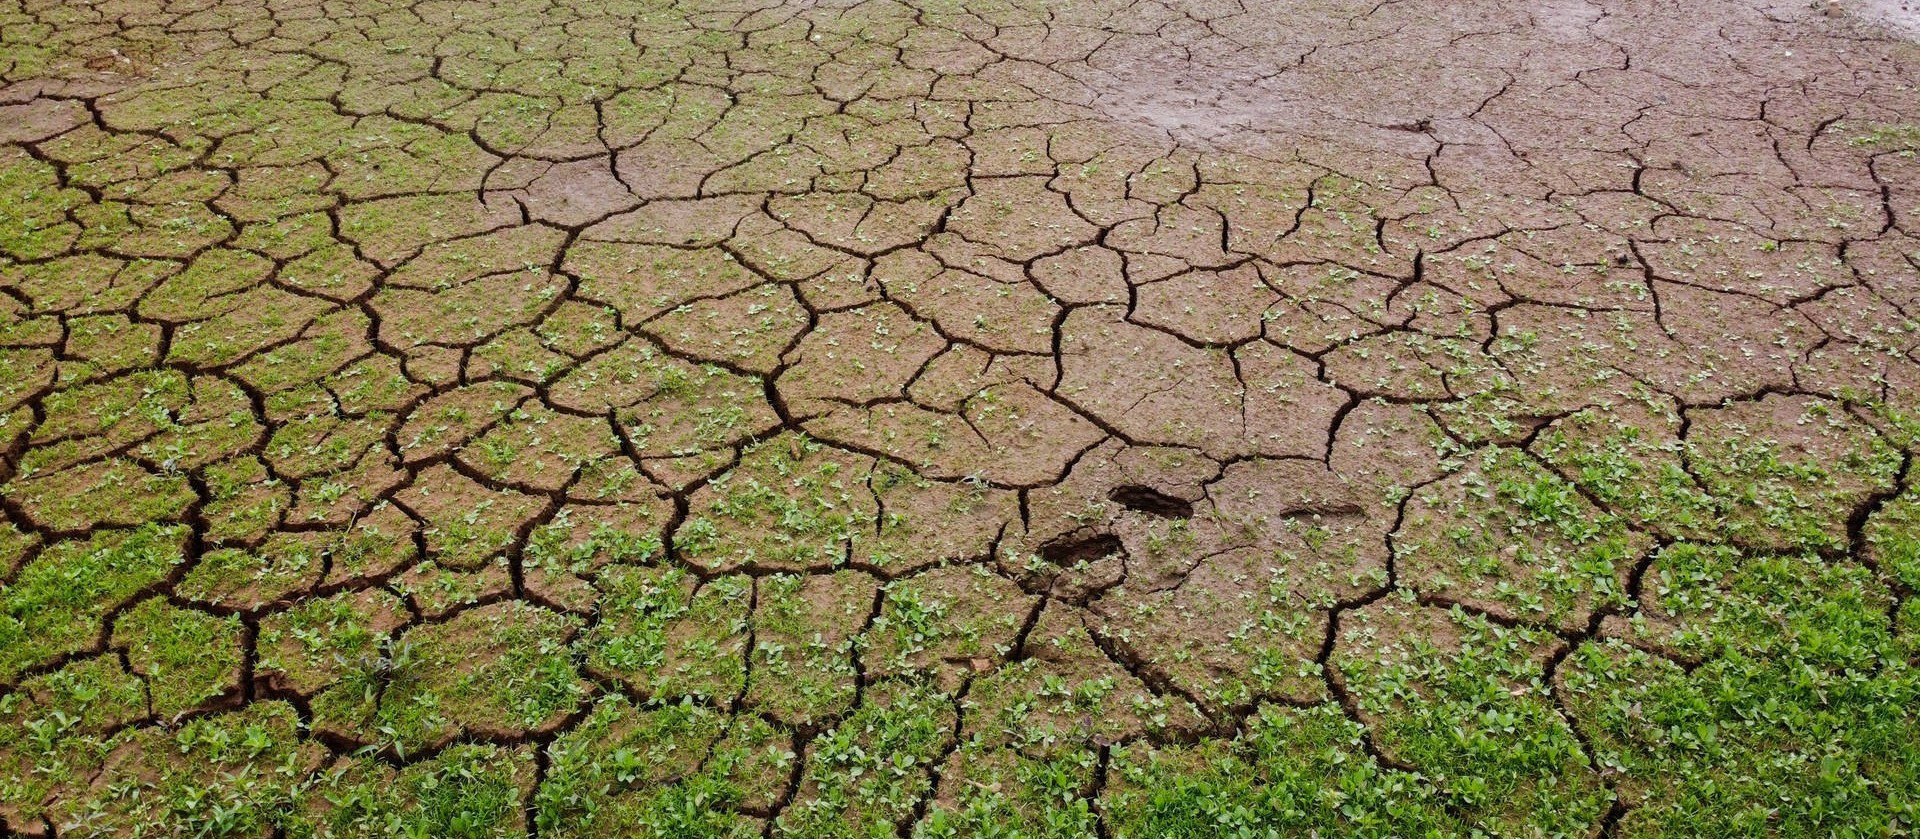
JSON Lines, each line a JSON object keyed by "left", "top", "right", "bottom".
{"left": 336, "top": 636, "right": 419, "bottom": 704}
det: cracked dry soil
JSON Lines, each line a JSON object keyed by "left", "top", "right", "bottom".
{"left": 3, "top": 0, "right": 1920, "bottom": 836}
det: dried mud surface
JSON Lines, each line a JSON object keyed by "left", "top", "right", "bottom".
{"left": 3, "top": 0, "right": 1920, "bottom": 835}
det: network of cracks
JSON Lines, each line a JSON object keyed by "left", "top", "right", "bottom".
{"left": 3, "top": 0, "right": 1920, "bottom": 835}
